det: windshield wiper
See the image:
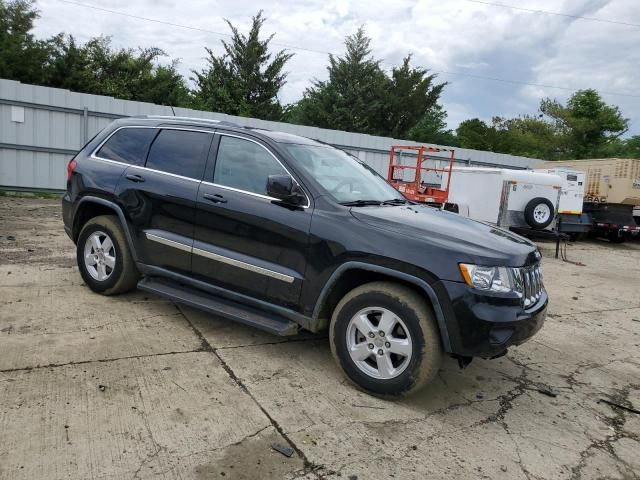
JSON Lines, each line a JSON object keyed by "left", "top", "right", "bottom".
{"left": 339, "top": 200, "right": 383, "bottom": 207}
{"left": 381, "top": 198, "right": 409, "bottom": 205}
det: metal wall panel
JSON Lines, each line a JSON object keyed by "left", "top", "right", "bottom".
{"left": 0, "top": 79, "right": 543, "bottom": 190}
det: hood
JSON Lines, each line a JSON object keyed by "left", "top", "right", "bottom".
{"left": 351, "top": 204, "right": 539, "bottom": 266}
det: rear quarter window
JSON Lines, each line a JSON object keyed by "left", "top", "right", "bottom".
{"left": 95, "top": 128, "right": 157, "bottom": 166}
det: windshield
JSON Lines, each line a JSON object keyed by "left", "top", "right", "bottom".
{"left": 284, "top": 144, "right": 405, "bottom": 204}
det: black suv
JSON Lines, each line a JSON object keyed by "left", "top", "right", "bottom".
{"left": 63, "top": 116, "right": 547, "bottom": 396}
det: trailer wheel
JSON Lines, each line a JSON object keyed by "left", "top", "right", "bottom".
{"left": 524, "top": 198, "right": 554, "bottom": 229}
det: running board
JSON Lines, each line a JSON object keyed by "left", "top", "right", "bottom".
{"left": 138, "top": 277, "right": 299, "bottom": 336}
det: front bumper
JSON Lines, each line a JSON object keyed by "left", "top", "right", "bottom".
{"left": 437, "top": 280, "right": 547, "bottom": 358}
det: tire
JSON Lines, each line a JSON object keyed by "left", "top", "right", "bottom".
{"left": 76, "top": 215, "right": 139, "bottom": 295}
{"left": 329, "top": 281, "right": 442, "bottom": 397}
{"left": 524, "top": 197, "right": 555, "bottom": 229}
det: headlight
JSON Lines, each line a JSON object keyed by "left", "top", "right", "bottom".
{"left": 458, "top": 263, "right": 517, "bottom": 293}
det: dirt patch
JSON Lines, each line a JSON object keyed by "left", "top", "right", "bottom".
{"left": 194, "top": 430, "right": 306, "bottom": 480}
{"left": 0, "top": 197, "right": 74, "bottom": 267}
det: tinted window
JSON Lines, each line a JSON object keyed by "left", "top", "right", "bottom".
{"left": 96, "top": 128, "right": 156, "bottom": 165}
{"left": 146, "top": 129, "right": 211, "bottom": 179}
{"left": 567, "top": 174, "right": 578, "bottom": 181}
{"left": 214, "top": 136, "right": 287, "bottom": 195}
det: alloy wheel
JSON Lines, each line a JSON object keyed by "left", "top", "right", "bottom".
{"left": 345, "top": 307, "right": 413, "bottom": 379}
{"left": 83, "top": 230, "right": 116, "bottom": 281}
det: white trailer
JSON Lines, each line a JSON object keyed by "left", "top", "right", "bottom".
{"left": 441, "top": 167, "right": 562, "bottom": 230}
{"left": 535, "top": 168, "right": 592, "bottom": 237}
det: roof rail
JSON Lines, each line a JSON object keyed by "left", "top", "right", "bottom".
{"left": 139, "top": 115, "right": 242, "bottom": 128}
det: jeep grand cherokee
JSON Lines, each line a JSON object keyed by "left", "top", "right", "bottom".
{"left": 62, "top": 116, "right": 547, "bottom": 396}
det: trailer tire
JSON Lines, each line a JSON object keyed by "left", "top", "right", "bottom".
{"left": 524, "top": 198, "right": 554, "bottom": 229}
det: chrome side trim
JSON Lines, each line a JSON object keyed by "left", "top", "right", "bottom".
{"left": 145, "top": 233, "right": 192, "bottom": 253}
{"left": 192, "top": 247, "right": 295, "bottom": 284}
{"left": 144, "top": 231, "right": 295, "bottom": 283}
{"left": 200, "top": 181, "right": 278, "bottom": 202}
{"left": 129, "top": 165, "right": 201, "bottom": 183}
{"left": 86, "top": 155, "right": 130, "bottom": 168}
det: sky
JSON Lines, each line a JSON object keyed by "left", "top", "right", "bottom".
{"left": 32, "top": 0, "right": 640, "bottom": 136}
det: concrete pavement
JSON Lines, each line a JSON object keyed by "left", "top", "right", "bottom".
{"left": 0, "top": 196, "right": 638, "bottom": 479}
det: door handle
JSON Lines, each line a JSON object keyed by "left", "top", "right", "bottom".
{"left": 125, "top": 174, "right": 145, "bottom": 183}
{"left": 203, "top": 193, "right": 227, "bottom": 204}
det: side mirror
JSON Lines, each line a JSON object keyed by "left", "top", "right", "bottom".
{"left": 266, "top": 175, "right": 306, "bottom": 206}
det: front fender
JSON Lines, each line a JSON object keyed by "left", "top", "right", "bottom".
{"left": 312, "top": 261, "right": 452, "bottom": 352}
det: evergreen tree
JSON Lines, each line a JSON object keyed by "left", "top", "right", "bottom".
{"left": 407, "top": 105, "right": 457, "bottom": 146}
{"left": 288, "top": 29, "right": 446, "bottom": 138}
{"left": 192, "top": 11, "right": 293, "bottom": 120}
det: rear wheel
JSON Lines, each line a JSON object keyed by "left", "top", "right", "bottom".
{"left": 76, "top": 215, "right": 139, "bottom": 295}
{"left": 329, "top": 281, "right": 442, "bottom": 397}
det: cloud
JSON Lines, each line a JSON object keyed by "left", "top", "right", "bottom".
{"left": 32, "top": 0, "right": 640, "bottom": 135}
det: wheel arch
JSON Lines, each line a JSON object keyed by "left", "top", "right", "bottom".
{"left": 313, "top": 262, "right": 452, "bottom": 352}
{"left": 73, "top": 196, "right": 139, "bottom": 262}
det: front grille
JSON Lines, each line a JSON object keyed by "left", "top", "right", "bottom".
{"left": 513, "top": 263, "right": 544, "bottom": 308}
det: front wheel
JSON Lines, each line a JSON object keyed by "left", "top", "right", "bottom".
{"left": 76, "top": 215, "right": 139, "bottom": 295}
{"left": 329, "top": 281, "right": 442, "bottom": 397}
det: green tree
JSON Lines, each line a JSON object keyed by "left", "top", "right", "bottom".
{"left": 0, "top": 0, "right": 52, "bottom": 84}
{"left": 46, "top": 34, "right": 94, "bottom": 92}
{"left": 46, "top": 35, "right": 190, "bottom": 106}
{"left": 620, "top": 135, "right": 640, "bottom": 158}
{"left": 541, "top": 89, "right": 628, "bottom": 158}
{"left": 492, "top": 116, "right": 562, "bottom": 159}
{"left": 287, "top": 27, "right": 387, "bottom": 133}
{"left": 289, "top": 29, "right": 446, "bottom": 138}
{"left": 191, "top": 11, "right": 293, "bottom": 120}
{"left": 597, "top": 135, "right": 640, "bottom": 159}
{"left": 456, "top": 118, "right": 498, "bottom": 151}
{"left": 382, "top": 55, "right": 446, "bottom": 138}
{"left": 407, "top": 105, "right": 457, "bottom": 146}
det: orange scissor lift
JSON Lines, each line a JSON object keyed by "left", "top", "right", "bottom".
{"left": 387, "top": 145, "right": 455, "bottom": 205}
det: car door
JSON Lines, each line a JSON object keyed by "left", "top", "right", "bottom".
{"left": 192, "top": 132, "right": 312, "bottom": 309}
{"left": 113, "top": 127, "right": 213, "bottom": 275}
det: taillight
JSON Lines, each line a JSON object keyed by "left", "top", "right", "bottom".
{"left": 67, "top": 159, "right": 77, "bottom": 179}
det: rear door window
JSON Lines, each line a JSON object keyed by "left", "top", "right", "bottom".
{"left": 96, "top": 128, "right": 157, "bottom": 166}
{"left": 145, "top": 129, "right": 212, "bottom": 180}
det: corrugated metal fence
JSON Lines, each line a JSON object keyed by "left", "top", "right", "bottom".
{"left": 0, "top": 79, "right": 542, "bottom": 191}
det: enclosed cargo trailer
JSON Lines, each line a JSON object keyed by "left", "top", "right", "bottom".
{"left": 441, "top": 167, "right": 562, "bottom": 230}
